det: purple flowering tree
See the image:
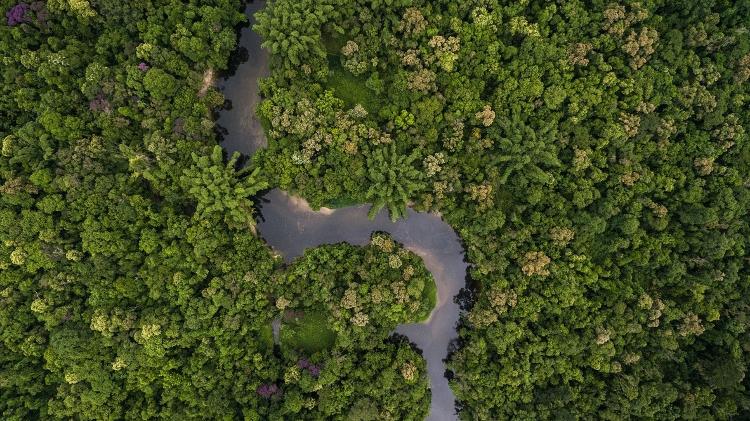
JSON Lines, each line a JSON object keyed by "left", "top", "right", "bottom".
{"left": 297, "top": 358, "right": 322, "bottom": 377}
{"left": 89, "top": 93, "right": 111, "bottom": 113}
{"left": 256, "top": 383, "right": 281, "bottom": 399}
{"left": 6, "top": 2, "right": 47, "bottom": 27}
{"left": 6, "top": 3, "right": 28, "bottom": 26}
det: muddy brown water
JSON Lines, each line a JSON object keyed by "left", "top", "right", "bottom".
{"left": 218, "top": 3, "right": 466, "bottom": 420}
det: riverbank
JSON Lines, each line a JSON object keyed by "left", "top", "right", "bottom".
{"left": 217, "top": 3, "right": 467, "bottom": 419}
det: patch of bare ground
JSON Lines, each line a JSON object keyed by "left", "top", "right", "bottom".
{"left": 198, "top": 68, "right": 214, "bottom": 97}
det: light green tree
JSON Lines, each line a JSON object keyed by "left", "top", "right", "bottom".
{"left": 179, "top": 146, "right": 267, "bottom": 229}
{"left": 365, "top": 144, "right": 424, "bottom": 221}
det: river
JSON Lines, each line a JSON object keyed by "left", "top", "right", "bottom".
{"left": 217, "top": 3, "right": 466, "bottom": 420}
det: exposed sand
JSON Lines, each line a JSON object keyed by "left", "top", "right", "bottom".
{"left": 198, "top": 68, "right": 214, "bottom": 97}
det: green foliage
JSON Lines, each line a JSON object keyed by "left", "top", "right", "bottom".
{"left": 142, "top": 68, "right": 177, "bottom": 100}
{"left": 179, "top": 145, "right": 267, "bottom": 229}
{"left": 0, "top": 1, "right": 278, "bottom": 419}
{"left": 253, "top": 0, "right": 335, "bottom": 69}
{"left": 0, "top": 0, "right": 434, "bottom": 418}
{"left": 326, "top": 56, "right": 381, "bottom": 113}
{"left": 3, "top": 0, "right": 750, "bottom": 419}
{"left": 255, "top": 0, "right": 750, "bottom": 419}
{"left": 266, "top": 337, "right": 430, "bottom": 420}
{"left": 366, "top": 143, "right": 424, "bottom": 221}
{"left": 274, "top": 233, "right": 436, "bottom": 349}
{"left": 260, "top": 234, "right": 434, "bottom": 419}
{"left": 280, "top": 310, "right": 337, "bottom": 353}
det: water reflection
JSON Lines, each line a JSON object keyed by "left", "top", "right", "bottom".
{"left": 216, "top": 1, "right": 269, "bottom": 156}
{"left": 256, "top": 190, "right": 468, "bottom": 421}
{"left": 218, "top": 2, "right": 466, "bottom": 420}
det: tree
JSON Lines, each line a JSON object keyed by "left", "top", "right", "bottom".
{"left": 365, "top": 143, "right": 424, "bottom": 221}
{"left": 179, "top": 145, "right": 267, "bottom": 229}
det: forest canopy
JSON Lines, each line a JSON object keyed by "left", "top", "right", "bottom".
{"left": 253, "top": 0, "right": 750, "bottom": 419}
{"left": 0, "top": 1, "right": 432, "bottom": 419}
{"left": 1, "top": 0, "right": 750, "bottom": 420}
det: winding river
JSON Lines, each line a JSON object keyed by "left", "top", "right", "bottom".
{"left": 218, "top": 3, "right": 467, "bottom": 420}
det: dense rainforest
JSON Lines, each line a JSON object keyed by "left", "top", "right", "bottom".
{"left": 1, "top": 1, "right": 433, "bottom": 419}
{"left": 1, "top": 0, "right": 749, "bottom": 420}
{"left": 254, "top": 0, "right": 750, "bottom": 419}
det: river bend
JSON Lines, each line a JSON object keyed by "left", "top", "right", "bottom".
{"left": 218, "top": 3, "right": 466, "bottom": 419}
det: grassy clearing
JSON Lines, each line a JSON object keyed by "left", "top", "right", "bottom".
{"left": 321, "top": 34, "right": 380, "bottom": 113}
{"left": 326, "top": 57, "right": 380, "bottom": 113}
{"left": 259, "top": 324, "right": 274, "bottom": 351}
{"left": 280, "top": 310, "right": 336, "bottom": 353}
{"left": 417, "top": 276, "right": 438, "bottom": 322}
{"left": 323, "top": 194, "right": 361, "bottom": 209}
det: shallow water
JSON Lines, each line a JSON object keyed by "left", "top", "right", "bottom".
{"left": 218, "top": 2, "right": 466, "bottom": 420}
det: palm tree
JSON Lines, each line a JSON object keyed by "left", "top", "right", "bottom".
{"left": 491, "top": 117, "right": 561, "bottom": 185}
{"left": 365, "top": 143, "right": 425, "bottom": 221}
{"left": 254, "top": 0, "right": 334, "bottom": 68}
{"left": 180, "top": 146, "right": 267, "bottom": 229}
